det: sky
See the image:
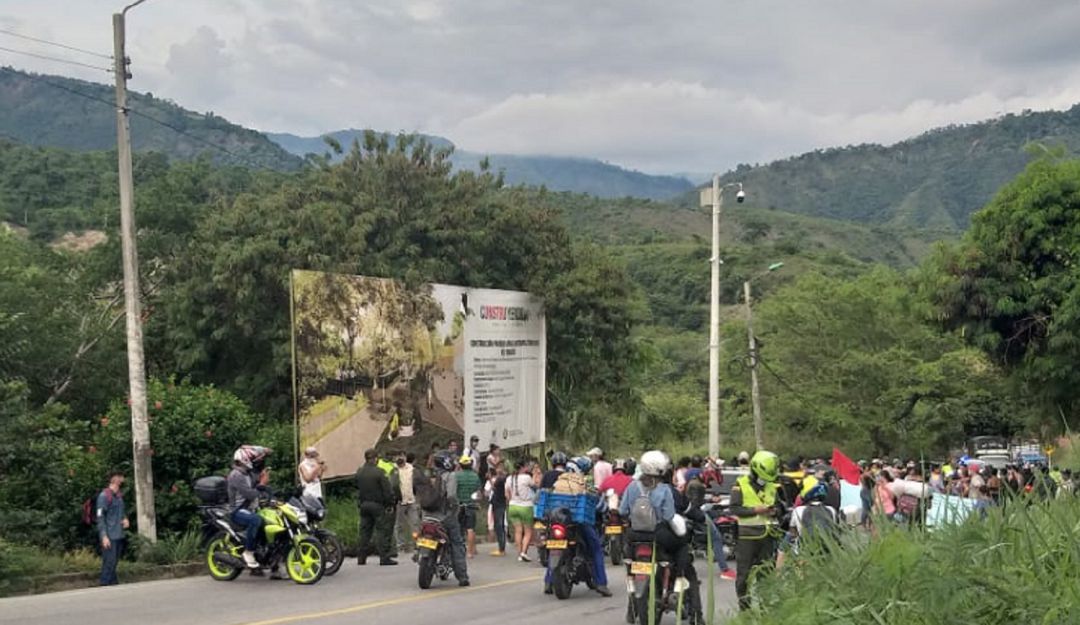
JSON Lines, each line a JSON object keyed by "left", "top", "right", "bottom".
{"left": 2, "top": 0, "right": 1080, "bottom": 176}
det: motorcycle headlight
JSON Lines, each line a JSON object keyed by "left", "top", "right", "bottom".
{"left": 313, "top": 509, "right": 326, "bottom": 521}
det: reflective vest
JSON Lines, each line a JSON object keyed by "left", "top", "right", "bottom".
{"left": 736, "top": 475, "right": 778, "bottom": 527}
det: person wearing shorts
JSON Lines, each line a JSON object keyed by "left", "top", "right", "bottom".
{"left": 505, "top": 459, "right": 536, "bottom": 562}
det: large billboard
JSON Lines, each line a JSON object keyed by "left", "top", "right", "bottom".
{"left": 290, "top": 270, "right": 545, "bottom": 479}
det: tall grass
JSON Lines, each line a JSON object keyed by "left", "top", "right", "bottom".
{"left": 731, "top": 497, "right": 1080, "bottom": 625}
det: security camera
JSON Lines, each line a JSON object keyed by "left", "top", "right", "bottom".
{"left": 736, "top": 189, "right": 746, "bottom": 203}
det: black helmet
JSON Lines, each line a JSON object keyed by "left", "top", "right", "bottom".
{"left": 550, "top": 451, "right": 568, "bottom": 467}
{"left": 623, "top": 458, "right": 637, "bottom": 476}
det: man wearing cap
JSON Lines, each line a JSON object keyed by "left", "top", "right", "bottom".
{"left": 463, "top": 435, "right": 481, "bottom": 468}
{"left": 298, "top": 447, "right": 325, "bottom": 501}
{"left": 588, "top": 447, "right": 612, "bottom": 487}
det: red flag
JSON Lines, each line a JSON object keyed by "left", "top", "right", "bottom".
{"left": 832, "top": 448, "right": 862, "bottom": 486}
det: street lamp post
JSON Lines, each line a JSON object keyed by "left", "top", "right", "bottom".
{"left": 744, "top": 262, "right": 783, "bottom": 450}
{"left": 700, "top": 177, "right": 744, "bottom": 460}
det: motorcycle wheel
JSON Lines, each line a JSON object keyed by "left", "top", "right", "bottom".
{"left": 315, "top": 529, "right": 344, "bottom": 576}
{"left": 285, "top": 537, "right": 326, "bottom": 585}
{"left": 205, "top": 532, "right": 243, "bottom": 581}
{"left": 625, "top": 596, "right": 637, "bottom": 624}
{"left": 610, "top": 538, "right": 624, "bottom": 566}
{"left": 636, "top": 595, "right": 660, "bottom": 625}
{"left": 418, "top": 551, "right": 435, "bottom": 589}
{"left": 552, "top": 560, "right": 573, "bottom": 600}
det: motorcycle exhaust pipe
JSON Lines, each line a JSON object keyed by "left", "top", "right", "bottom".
{"left": 212, "top": 552, "right": 245, "bottom": 569}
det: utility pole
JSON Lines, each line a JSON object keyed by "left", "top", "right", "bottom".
{"left": 708, "top": 175, "right": 722, "bottom": 460}
{"left": 744, "top": 281, "right": 764, "bottom": 450}
{"left": 114, "top": 3, "right": 156, "bottom": 542}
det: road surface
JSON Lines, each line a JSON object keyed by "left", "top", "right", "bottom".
{"left": 0, "top": 553, "right": 738, "bottom": 625}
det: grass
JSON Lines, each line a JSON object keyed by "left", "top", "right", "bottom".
{"left": 729, "top": 496, "right": 1080, "bottom": 625}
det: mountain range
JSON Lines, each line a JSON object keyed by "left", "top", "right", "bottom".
{"left": 3, "top": 66, "right": 1080, "bottom": 229}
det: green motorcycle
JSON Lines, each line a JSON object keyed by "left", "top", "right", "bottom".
{"left": 198, "top": 480, "right": 327, "bottom": 585}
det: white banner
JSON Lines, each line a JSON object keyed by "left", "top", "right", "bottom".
{"left": 463, "top": 288, "right": 546, "bottom": 451}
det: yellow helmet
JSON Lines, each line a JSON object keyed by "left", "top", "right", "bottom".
{"left": 750, "top": 450, "right": 780, "bottom": 482}
{"left": 459, "top": 455, "right": 473, "bottom": 466}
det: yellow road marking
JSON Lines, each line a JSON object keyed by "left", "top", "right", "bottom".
{"left": 236, "top": 575, "right": 540, "bottom": 625}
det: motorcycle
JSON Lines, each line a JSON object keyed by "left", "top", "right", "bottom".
{"left": 602, "top": 509, "right": 625, "bottom": 565}
{"left": 288, "top": 492, "right": 344, "bottom": 576}
{"left": 200, "top": 498, "right": 327, "bottom": 585}
{"left": 625, "top": 533, "right": 696, "bottom": 625}
{"left": 415, "top": 514, "right": 455, "bottom": 589}
{"left": 545, "top": 508, "right": 599, "bottom": 599}
{"left": 534, "top": 518, "right": 549, "bottom": 567}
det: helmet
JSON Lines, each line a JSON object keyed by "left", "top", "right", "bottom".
{"left": 434, "top": 452, "right": 455, "bottom": 473}
{"left": 802, "top": 482, "right": 828, "bottom": 503}
{"left": 550, "top": 451, "right": 568, "bottom": 467}
{"left": 639, "top": 450, "right": 670, "bottom": 477}
{"left": 233, "top": 445, "right": 271, "bottom": 471}
{"left": 750, "top": 450, "right": 780, "bottom": 483}
{"left": 623, "top": 459, "right": 637, "bottom": 476}
{"left": 459, "top": 455, "right": 473, "bottom": 466}
{"left": 569, "top": 456, "right": 592, "bottom": 474}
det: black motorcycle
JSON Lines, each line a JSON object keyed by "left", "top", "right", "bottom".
{"left": 545, "top": 508, "right": 598, "bottom": 599}
{"left": 625, "top": 532, "right": 700, "bottom": 625}
{"left": 534, "top": 518, "right": 550, "bottom": 567}
{"left": 602, "top": 509, "right": 625, "bottom": 565}
{"left": 415, "top": 514, "right": 454, "bottom": 589}
{"left": 288, "top": 492, "right": 344, "bottom": 576}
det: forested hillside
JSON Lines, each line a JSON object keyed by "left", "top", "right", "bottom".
{"left": 269, "top": 128, "right": 694, "bottom": 200}
{"left": 0, "top": 67, "right": 301, "bottom": 170}
{"left": 703, "top": 105, "right": 1080, "bottom": 230}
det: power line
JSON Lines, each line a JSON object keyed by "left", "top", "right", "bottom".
{"left": 0, "top": 45, "right": 111, "bottom": 73}
{"left": 0, "top": 66, "right": 272, "bottom": 170}
{"left": 0, "top": 27, "right": 112, "bottom": 60}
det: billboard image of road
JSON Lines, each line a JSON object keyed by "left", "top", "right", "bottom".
{"left": 290, "top": 270, "right": 545, "bottom": 479}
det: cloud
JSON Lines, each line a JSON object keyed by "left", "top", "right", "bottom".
{"left": 2, "top": 0, "right": 1080, "bottom": 173}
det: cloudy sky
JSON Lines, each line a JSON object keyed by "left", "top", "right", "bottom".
{"left": 2, "top": 0, "right": 1080, "bottom": 175}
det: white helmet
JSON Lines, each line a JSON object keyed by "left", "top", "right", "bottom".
{"left": 639, "top": 450, "right": 670, "bottom": 477}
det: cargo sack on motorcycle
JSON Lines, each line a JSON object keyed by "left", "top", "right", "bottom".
{"left": 415, "top": 468, "right": 445, "bottom": 512}
{"left": 629, "top": 490, "right": 659, "bottom": 532}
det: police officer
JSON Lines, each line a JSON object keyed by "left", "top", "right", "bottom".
{"left": 356, "top": 448, "right": 397, "bottom": 565}
{"left": 728, "top": 450, "right": 782, "bottom": 611}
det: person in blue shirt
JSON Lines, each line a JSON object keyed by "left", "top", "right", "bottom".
{"left": 96, "top": 470, "right": 129, "bottom": 585}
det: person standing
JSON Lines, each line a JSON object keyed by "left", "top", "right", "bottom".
{"left": 455, "top": 455, "right": 481, "bottom": 558}
{"left": 729, "top": 450, "right": 782, "bottom": 611}
{"left": 506, "top": 459, "right": 537, "bottom": 562}
{"left": 464, "top": 435, "right": 481, "bottom": 467}
{"left": 486, "top": 464, "right": 509, "bottom": 556}
{"left": 588, "top": 448, "right": 613, "bottom": 488}
{"left": 96, "top": 470, "right": 129, "bottom": 586}
{"left": 395, "top": 452, "right": 418, "bottom": 554}
{"left": 297, "top": 447, "right": 325, "bottom": 501}
{"left": 356, "top": 448, "right": 397, "bottom": 565}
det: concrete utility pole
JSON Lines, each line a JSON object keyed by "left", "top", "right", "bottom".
{"left": 702, "top": 177, "right": 744, "bottom": 460}
{"left": 114, "top": 1, "right": 156, "bottom": 542}
{"left": 744, "top": 281, "right": 764, "bottom": 450}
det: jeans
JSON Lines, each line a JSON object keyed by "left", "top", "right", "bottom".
{"left": 99, "top": 537, "right": 124, "bottom": 586}
{"left": 545, "top": 522, "right": 607, "bottom": 586}
{"left": 707, "top": 520, "right": 730, "bottom": 571}
{"left": 440, "top": 510, "right": 469, "bottom": 582}
{"left": 231, "top": 508, "right": 263, "bottom": 551}
{"left": 492, "top": 503, "right": 507, "bottom": 551}
{"left": 396, "top": 503, "right": 419, "bottom": 552}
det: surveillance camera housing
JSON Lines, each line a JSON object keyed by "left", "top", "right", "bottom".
{"left": 736, "top": 190, "right": 746, "bottom": 203}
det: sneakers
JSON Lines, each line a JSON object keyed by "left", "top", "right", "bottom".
{"left": 720, "top": 569, "right": 737, "bottom": 581}
{"left": 518, "top": 553, "right": 531, "bottom": 563}
{"left": 379, "top": 558, "right": 399, "bottom": 566}
{"left": 595, "top": 585, "right": 613, "bottom": 597}
{"left": 544, "top": 583, "right": 553, "bottom": 595}
{"left": 490, "top": 549, "right": 505, "bottom": 557}
{"left": 241, "top": 550, "right": 259, "bottom": 569}
{"left": 458, "top": 579, "right": 471, "bottom": 587}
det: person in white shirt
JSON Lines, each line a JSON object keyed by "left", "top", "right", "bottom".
{"left": 297, "top": 447, "right": 324, "bottom": 500}
{"left": 394, "top": 451, "right": 419, "bottom": 553}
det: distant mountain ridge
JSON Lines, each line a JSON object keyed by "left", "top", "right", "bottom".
{"left": 267, "top": 129, "right": 695, "bottom": 201}
{"left": 709, "top": 105, "right": 1080, "bottom": 230}
{"left": 0, "top": 67, "right": 302, "bottom": 170}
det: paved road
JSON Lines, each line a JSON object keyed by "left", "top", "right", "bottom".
{"left": 1, "top": 554, "right": 738, "bottom": 625}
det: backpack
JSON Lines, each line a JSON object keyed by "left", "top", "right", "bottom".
{"left": 798, "top": 504, "right": 838, "bottom": 551}
{"left": 82, "top": 488, "right": 110, "bottom": 526}
{"left": 629, "top": 486, "right": 660, "bottom": 532}
{"left": 415, "top": 468, "right": 445, "bottom": 512}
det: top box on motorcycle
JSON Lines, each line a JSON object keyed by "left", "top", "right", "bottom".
{"left": 194, "top": 475, "right": 228, "bottom": 505}
{"left": 534, "top": 491, "right": 599, "bottom": 524}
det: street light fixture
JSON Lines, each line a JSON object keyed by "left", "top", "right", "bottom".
{"left": 744, "top": 262, "right": 783, "bottom": 450}
{"left": 699, "top": 177, "right": 745, "bottom": 460}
